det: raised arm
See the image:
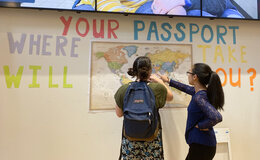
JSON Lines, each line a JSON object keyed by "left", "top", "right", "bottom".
{"left": 158, "top": 73, "right": 195, "bottom": 95}
{"left": 169, "top": 79, "right": 195, "bottom": 95}
{"left": 195, "top": 93, "right": 223, "bottom": 129}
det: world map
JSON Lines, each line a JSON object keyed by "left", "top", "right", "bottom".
{"left": 90, "top": 42, "right": 192, "bottom": 110}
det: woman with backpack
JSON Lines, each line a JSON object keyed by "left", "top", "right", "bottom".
{"left": 114, "top": 56, "right": 173, "bottom": 159}
{"left": 156, "top": 63, "right": 224, "bottom": 160}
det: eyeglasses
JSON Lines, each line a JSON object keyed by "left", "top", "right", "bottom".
{"left": 186, "top": 71, "right": 195, "bottom": 76}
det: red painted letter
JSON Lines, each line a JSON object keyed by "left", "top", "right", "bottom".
{"left": 108, "top": 20, "right": 119, "bottom": 39}
{"left": 60, "top": 16, "right": 72, "bottom": 36}
{"left": 93, "top": 19, "right": 104, "bottom": 38}
{"left": 76, "top": 18, "right": 90, "bottom": 37}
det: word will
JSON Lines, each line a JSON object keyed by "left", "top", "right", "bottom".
{"left": 3, "top": 65, "right": 73, "bottom": 88}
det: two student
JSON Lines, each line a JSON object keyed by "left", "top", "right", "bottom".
{"left": 114, "top": 56, "right": 224, "bottom": 160}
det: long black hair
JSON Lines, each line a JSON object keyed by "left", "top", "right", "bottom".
{"left": 127, "top": 56, "right": 152, "bottom": 82}
{"left": 192, "top": 63, "right": 224, "bottom": 110}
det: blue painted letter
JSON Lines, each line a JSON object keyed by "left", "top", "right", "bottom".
{"left": 134, "top": 20, "right": 145, "bottom": 40}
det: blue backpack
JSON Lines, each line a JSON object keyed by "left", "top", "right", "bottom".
{"left": 123, "top": 81, "right": 159, "bottom": 141}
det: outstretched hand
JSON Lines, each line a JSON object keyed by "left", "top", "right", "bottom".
{"left": 150, "top": 74, "right": 164, "bottom": 83}
{"left": 156, "top": 73, "right": 170, "bottom": 83}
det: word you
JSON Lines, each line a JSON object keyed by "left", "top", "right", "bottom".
{"left": 216, "top": 68, "right": 257, "bottom": 91}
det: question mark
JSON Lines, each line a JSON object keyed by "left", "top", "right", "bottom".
{"left": 247, "top": 68, "right": 256, "bottom": 91}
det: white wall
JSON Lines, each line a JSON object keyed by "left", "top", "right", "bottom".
{"left": 0, "top": 8, "right": 259, "bottom": 160}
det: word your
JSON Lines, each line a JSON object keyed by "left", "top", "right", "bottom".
{"left": 3, "top": 65, "right": 73, "bottom": 88}
{"left": 60, "top": 16, "right": 119, "bottom": 39}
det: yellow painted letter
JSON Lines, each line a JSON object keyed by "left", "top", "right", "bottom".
{"left": 214, "top": 46, "right": 224, "bottom": 63}
{"left": 49, "top": 66, "right": 58, "bottom": 88}
{"left": 63, "top": 66, "right": 73, "bottom": 88}
{"left": 228, "top": 46, "right": 237, "bottom": 62}
{"left": 4, "top": 65, "right": 24, "bottom": 88}
{"left": 29, "top": 65, "right": 41, "bottom": 88}
{"left": 240, "top": 46, "right": 247, "bottom": 63}
{"left": 197, "top": 45, "right": 211, "bottom": 62}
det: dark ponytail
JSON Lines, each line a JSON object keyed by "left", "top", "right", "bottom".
{"left": 207, "top": 72, "right": 225, "bottom": 110}
{"left": 127, "top": 68, "right": 136, "bottom": 77}
{"left": 127, "top": 56, "right": 152, "bottom": 82}
{"left": 193, "top": 63, "right": 224, "bottom": 110}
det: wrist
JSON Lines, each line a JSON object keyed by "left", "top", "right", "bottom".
{"left": 167, "top": 77, "right": 170, "bottom": 84}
